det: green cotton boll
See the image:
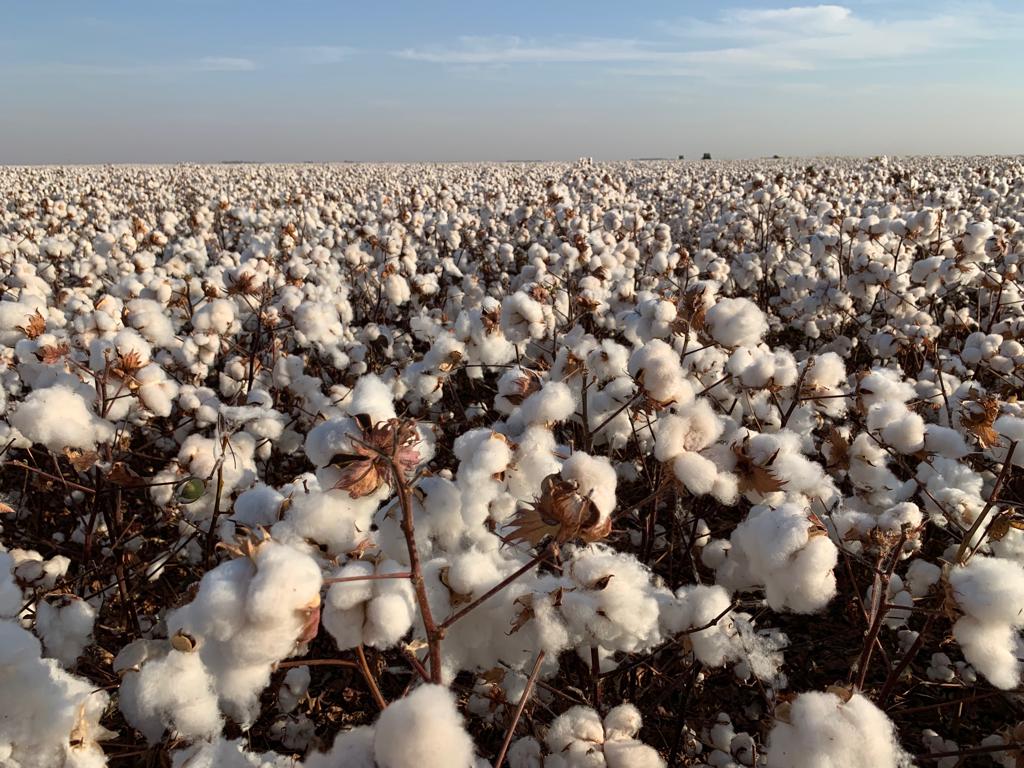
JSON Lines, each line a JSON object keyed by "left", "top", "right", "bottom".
{"left": 177, "top": 477, "right": 207, "bottom": 504}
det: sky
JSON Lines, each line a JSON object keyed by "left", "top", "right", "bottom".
{"left": 1, "top": 0, "right": 1022, "bottom": 163}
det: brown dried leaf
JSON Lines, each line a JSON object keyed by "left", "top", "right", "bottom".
{"left": 18, "top": 310, "right": 46, "bottom": 339}
{"left": 732, "top": 439, "right": 787, "bottom": 495}
{"left": 824, "top": 427, "right": 850, "bottom": 472}
{"left": 37, "top": 342, "right": 70, "bottom": 365}
{"left": 106, "top": 462, "right": 144, "bottom": 488}
{"left": 64, "top": 448, "right": 99, "bottom": 473}
{"left": 960, "top": 396, "right": 1001, "bottom": 448}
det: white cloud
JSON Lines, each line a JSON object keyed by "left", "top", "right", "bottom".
{"left": 282, "top": 46, "right": 353, "bottom": 64}
{"left": 398, "top": 4, "right": 1022, "bottom": 75}
{"left": 196, "top": 57, "right": 257, "bottom": 72}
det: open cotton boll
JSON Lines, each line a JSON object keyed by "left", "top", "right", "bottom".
{"left": 9, "top": 384, "right": 114, "bottom": 452}
{"left": 559, "top": 545, "right": 666, "bottom": 654}
{"left": 672, "top": 451, "right": 719, "bottom": 497}
{"left": 560, "top": 451, "right": 617, "bottom": 519}
{"left": 119, "top": 647, "right": 222, "bottom": 743}
{"left": 164, "top": 540, "right": 322, "bottom": 726}
{"left": 717, "top": 502, "right": 838, "bottom": 614}
{"left": 0, "top": 620, "right": 113, "bottom": 768}
{"left": 323, "top": 559, "right": 415, "bottom": 651}
{"left": 628, "top": 339, "right": 692, "bottom": 406}
{"left": 543, "top": 704, "right": 665, "bottom": 768}
{"left": 169, "top": 736, "right": 299, "bottom": 767}
{"left": 949, "top": 556, "right": 1024, "bottom": 688}
{"left": 34, "top": 595, "right": 96, "bottom": 666}
{"left": 653, "top": 398, "right": 723, "bottom": 461}
{"left": 765, "top": 690, "right": 912, "bottom": 768}
{"left": 704, "top": 297, "right": 767, "bottom": 348}
{"left": 271, "top": 486, "right": 378, "bottom": 556}
{"left": 304, "top": 726, "right": 377, "bottom": 768}
{"left": 867, "top": 402, "right": 925, "bottom": 454}
{"left": 343, "top": 374, "right": 397, "bottom": 423}
{"left": 517, "top": 380, "right": 575, "bottom": 426}
{"left": 373, "top": 684, "right": 476, "bottom": 768}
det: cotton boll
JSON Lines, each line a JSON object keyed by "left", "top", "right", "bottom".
{"left": 305, "top": 726, "right": 377, "bottom": 768}
{"left": 705, "top": 297, "right": 767, "bottom": 348}
{"left": 950, "top": 557, "right": 1024, "bottom": 689}
{"left": 628, "top": 340, "right": 692, "bottom": 406}
{"left": 34, "top": 595, "right": 96, "bottom": 666}
{"left": 765, "top": 691, "right": 912, "bottom": 768}
{"left": 10, "top": 384, "right": 114, "bottom": 452}
{"left": 344, "top": 374, "right": 397, "bottom": 423}
{"left": 119, "top": 647, "right": 222, "bottom": 742}
{"left": 717, "top": 503, "right": 838, "bottom": 614}
{"left": 163, "top": 540, "right": 322, "bottom": 726}
{"left": 373, "top": 684, "right": 476, "bottom": 768}
{"left": 0, "top": 621, "right": 113, "bottom": 767}
{"left": 950, "top": 556, "right": 1024, "bottom": 626}
{"left": 905, "top": 559, "right": 941, "bottom": 597}
{"left": 560, "top": 452, "right": 617, "bottom": 519}
{"left": 951, "top": 617, "right": 1023, "bottom": 690}
{"left": 673, "top": 451, "right": 719, "bottom": 496}
{"left": 517, "top": 380, "right": 575, "bottom": 426}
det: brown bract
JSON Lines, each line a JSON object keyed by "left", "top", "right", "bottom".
{"left": 960, "top": 395, "right": 1001, "bottom": 448}
{"left": 732, "top": 437, "right": 787, "bottom": 495}
{"left": 504, "top": 473, "right": 610, "bottom": 547}
{"left": 331, "top": 415, "right": 421, "bottom": 499}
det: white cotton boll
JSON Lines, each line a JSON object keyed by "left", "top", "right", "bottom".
{"left": 923, "top": 425, "right": 969, "bottom": 459}
{"left": 272, "top": 487, "right": 377, "bottom": 556}
{"left": 546, "top": 706, "right": 605, "bottom": 754}
{"left": 373, "top": 684, "right": 476, "bottom": 768}
{"left": 305, "top": 726, "right": 377, "bottom": 768}
{"left": 949, "top": 557, "right": 1024, "bottom": 689}
{"left": 952, "top": 617, "right": 1022, "bottom": 690}
{"left": 278, "top": 666, "right": 310, "bottom": 713}
{"left": 345, "top": 374, "right": 397, "bottom": 422}
{"left": 950, "top": 557, "right": 1024, "bottom": 626}
{"left": 867, "top": 402, "right": 925, "bottom": 455}
{"left": 119, "top": 648, "right": 222, "bottom": 742}
{"left": 673, "top": 451, "right": 718, "bottom": 496}
{"left": 507, "top": 737, "right": 543, "bottom": 768}
{"left": 604, "top": 739, "right": 666, "bottom": 768}
{"left": 34, "top": 596, "right": 96, "bottom": 666}
{"left": 304, "top": 417, "right": 359, "bottom": 468}
{"left": 587, "top": 340, "right": 630, "bottom": 382}
{"left": 518, "top": 381, "right": 575, "bottom": 425}
{"left": 10, "top": 385, "right": 114, "bottom": 452}
{"left": 602, "top": 704, "right": 643, "bottom": 741}
{"left": 126, "top": 298, "right": 176, "bottom": 347}
{"left": 765, "top": 691, "right": 912, "bottom": 768}
{"left": 654, "top": 398, "right": 723, "bottom": 461}
{"left": 877, "top": 502, "right": 922, "bottom": 533}
{"left": 705, "top": 297, "right": 767, "bottom": 348}
{"left": 628, "top": 340, "right": 692, "bottom": 406}
{"left": 0, "top": 620, "right": 113, "bottom": 767}
{"left": 995, "top": 415, "right": 1024, "bottom": 443}
{"left": 164, "top": 540, "right": 322, "bottom": 726}
{"left": 560, "top": 451, "right": 617, "bottom": 518}
{"left": 720, "top": 503, "right": 838, "bottom": 614}
{"left": 905, "top": 559, "right": 941, "bottom": 597}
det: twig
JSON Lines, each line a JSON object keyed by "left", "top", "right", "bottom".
{"left": 493, "top": 650, "right": 545, "bottom": 768}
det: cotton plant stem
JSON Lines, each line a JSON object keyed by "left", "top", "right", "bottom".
{"left": 356, "top": 644, "right": 387, "bottom": 711}
{"left": 439, "top": 545, "right": 554, "bottom": 631}
{"left": 493, "top": 650, "right": 545, "bottom": 768}
{"left": 956, "top": 440, "right": 1016, "bottom": 565}
{"left": 391, "top": 463, "right": 444, "bottom": 683}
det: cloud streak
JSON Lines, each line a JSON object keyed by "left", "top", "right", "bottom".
{"left": 396, "top": 3, "right": 1022, "bottom": 75}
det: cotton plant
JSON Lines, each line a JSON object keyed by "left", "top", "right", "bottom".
{"left": 3, "top": 156, "right": 1024, "bottom": 765}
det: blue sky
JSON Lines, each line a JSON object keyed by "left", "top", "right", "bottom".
{"left": 1, "top": 1, "right": 1021, "bottom": 163}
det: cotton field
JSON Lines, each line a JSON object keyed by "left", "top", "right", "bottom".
{"left": 1, "top": 156, "right": 1023, "bottom": 767}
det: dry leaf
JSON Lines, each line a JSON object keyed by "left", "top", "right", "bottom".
{"left": 960, "top": 396, "right": 1001, "bottom": 448}
{"left": 18, "top": 310, "right": 46, "bottom": 339}
{"left": 732, "top": 438, "right": 787, "bottom": 495}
